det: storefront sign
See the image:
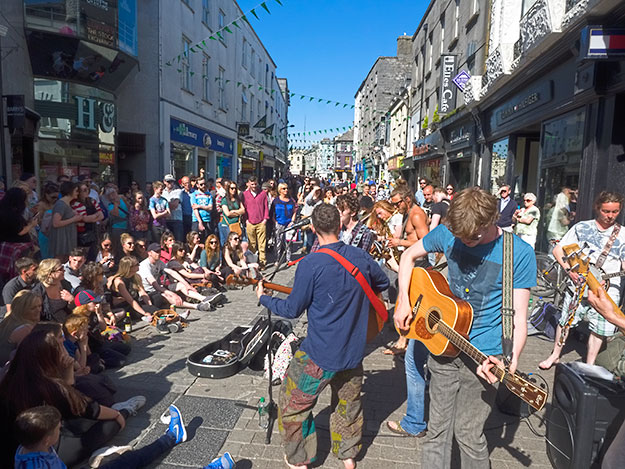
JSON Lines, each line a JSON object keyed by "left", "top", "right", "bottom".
{"left": 447, "top": 123, "right": 474, "bottom": 150}
{"left": 5, "top": 95, "right": 25, "bottom": 131}
{"left": 388, "top": 156, "right": 404, "bottom": 170}
{"left": 453, "top": 70, "right": 471, "bottom": 91}
{"left": 170, "top": 118, "right": 234, "bottom": 155}
{"left": 75, "top": 96, "right": 116, "bottom": 133}
{"left": 81, "top": 0, "right": 118, "bottom": 48}
{"left": 496, "top": 81, "right": 553, "bottom": 125}
{"left": 580, "top": 26, "right": 625, "bottom": 59}
{"left": 99, "top": 149, "right": 115, "bottom": 165}
{"left": 237, "top": 123, "right": 250, "bottom": 137}
{"left": 439, "top": 55, "right": 457, "bottom": 114}
{"left": 413, "top": 144, "right": 431, "bottom": 157}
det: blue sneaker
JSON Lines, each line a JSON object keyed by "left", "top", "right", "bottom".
{"left": 203, "top": 452, "right": 235, "bottom": 469}
{"left": 166, "top": 405, "right": 187, "bottom": 444}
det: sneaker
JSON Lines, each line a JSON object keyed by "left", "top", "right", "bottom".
{"left": 207, "top": 292, "right": 226, "bottom": 305}
{"left": 112, "top": 395, "right": 146, "bottom": 416}
{"left": 167, "top": 321, "right": 181, "bottom": 333}
{"left": 178, "top": 309, "right": 191, "bottom": 321}
{"left": 197, "top": 301, "right": 215, "bottom": 312}
{"left": 165, "top": 404, "right": 187, "bottom": 444}
{"left": 203, "top": 452, "right": 235, "bottom": 469}
{"left": 156, "top": 318, "right": 170, "bottom": 334}
{"left": 89, "top": 445, "right": 132, "bottom": 468}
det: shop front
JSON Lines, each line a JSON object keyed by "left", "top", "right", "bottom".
{"left": 238, "top": 142, "right": 261, "bottom": 181}
{"left": 442, "top": 118, "right": 477, "bottom": 191}
{"left": 170, "top": 118, "right": 234, "bottom": 180}
{"left": 412, "top": 130, "right": 445, "bottom": 186}
{"left": 34, "top": 79, "right": 117, "bottom": 183}
{"left": 388, "top": 155, "right": 404, "bottom": 181}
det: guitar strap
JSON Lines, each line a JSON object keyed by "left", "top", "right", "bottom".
{"left": 316, "top": 248, "right": 388, "bottom": 322}
{"left": 501, "top": 230, "right": 514, "bottom": 363}
{"left": 595, "top": 223, "right": 621, "bottom": 270}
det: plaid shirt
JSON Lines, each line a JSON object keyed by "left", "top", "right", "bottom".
{"left": 0, "top": 241, "right": 34, "bottom": 281}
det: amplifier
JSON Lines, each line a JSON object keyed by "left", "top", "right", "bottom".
{"left": 547, "top": 362, "right": 625, "bottom": 468}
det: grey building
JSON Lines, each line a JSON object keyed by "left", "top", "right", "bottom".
{"left": 353, "top": 36, "right": 412, "bottom": 182}
{"left": 334, "top": 129, "right": 354, "bottom": 181}
{"left": 403, "top": 0, "right": 489, "bottom": 190}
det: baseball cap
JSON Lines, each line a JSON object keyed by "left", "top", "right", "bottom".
{"left": 75, "top": 289, "right": 103, "bottom": 306}
{"left": 164, "top": 174, "right": 176, "bottom": 182}
{"left": 147, "top": 243, "right": 161, "bottom": 253}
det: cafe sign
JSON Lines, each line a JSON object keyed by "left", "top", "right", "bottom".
{"left": 439, "top": 55, "right": 457, "bottom": 114}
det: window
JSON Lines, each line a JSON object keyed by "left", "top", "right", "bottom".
{"left": 471, "top": 0, "right": 480, "bottom": 15}
{"left": 250, "top": 49, "right": 256, "bottom": 77}
{"left": 218, "top": 67, "right": 225, "bottom": 109}
{"left": 181, "top": 36, "right": 192, "bottom": 91}
{"left": 218, "top": 10, "right": 226, "bottom": 44}
{"left": 440, "top": 16, "right": 445, "bottom": 55}
{"left": 241, "top": 90, "right": 247, "bottom": 121}
{"left": 202, "top": 54, "right": 210, "bottom": 101}
{"left": 454, "top": 0, "right": 459, "bottom": 38}
{"left": 265, "top": 64, "right": 269, "bottom": 88}
{"left": 428, "top": 34, "right": 433, "bottom": 72}
{"left": 242, "top": 39, "right": 248, "bottom": 69}
{"left": 522, "top": 0, "right": 539, "bottom": 15}
{"left": 202, "top": 0, "right": 209, "bottom": 25}
{"left": 270, "top": 72, "right": 274, "bottom": 94}
{"left": 250, "top": 93, "right": 254, "bottom": 123}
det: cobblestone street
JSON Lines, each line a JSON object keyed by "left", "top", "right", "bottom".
{"left": 97, "top": 262, "right": 584, "bottom": 469}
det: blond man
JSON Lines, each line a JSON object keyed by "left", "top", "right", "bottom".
{"left": 395, "top": 187, "right": 536, "bottom": 468}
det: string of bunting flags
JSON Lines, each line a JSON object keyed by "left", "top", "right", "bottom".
{"left": 164, "top": 0, "right": 285, "bottom": 68}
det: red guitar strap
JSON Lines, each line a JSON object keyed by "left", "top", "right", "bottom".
{"left": 316, "top": 248, "right": 388, "bottom": 322}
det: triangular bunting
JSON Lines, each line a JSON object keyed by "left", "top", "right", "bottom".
{"left": 261, "top": 2, "right": 271, "bottom": 14}
{"left": 251, "top": 8, "right": 259, "bottom": 19}
{"left": 224, "top": 26, "right": 233, "bottom": 34}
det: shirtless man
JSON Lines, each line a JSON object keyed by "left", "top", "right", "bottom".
{"left": 384, "top": 185, "right": 430, "bottom": 438}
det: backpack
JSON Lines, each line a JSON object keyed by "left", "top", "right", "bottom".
{"left": 528, "top": 301, "right": 561, "bottom": 341}
{"left": 264, "top": 332, "right": 301, "bottom": 384}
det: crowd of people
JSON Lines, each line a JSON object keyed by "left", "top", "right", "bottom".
{"left": 0, "top": 166, "right": 623, "bottom": 469}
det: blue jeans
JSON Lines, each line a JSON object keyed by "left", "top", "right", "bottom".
{"left": 100, "top": 432, "right": 176, "bottom": 468}
{"left": 400, "top": 339, "right": 428, "bottom": 434}
{"left": 218, "top": 223, "right": 230, "bottom": 246}
{"left": 166, "top": 220, "right": 184, "bottom": 242}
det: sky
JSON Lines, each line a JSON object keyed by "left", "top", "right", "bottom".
{"left": 238, "top": 0, "right": 429, "bottom": 147}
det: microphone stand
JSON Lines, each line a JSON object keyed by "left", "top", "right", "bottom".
{"left": 259, "top": 220, "right": 303, "bottom": 444}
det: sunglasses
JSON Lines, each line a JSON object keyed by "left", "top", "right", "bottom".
{"left": 232, "top": 237, "right": 240, "bottom": 241}
{"left": 209, "top": 241, "right": 217, "bottom": 244}
{"left": 102, "top": 243, "right": 112, "bottom": 248}
{"left": 446, "top": 188, "right": 453, "bottom": 191}
{"left": 126, "top": 242, "right": 134, "bottom": 246}
{"left": 136, "top": 244, "right": 146, "bottom": 248}
{"left": 391, "top": 200, "right": 403, "bottom": 207}
{"left": 524, "top": 199, "right": 533, "bottom": 202}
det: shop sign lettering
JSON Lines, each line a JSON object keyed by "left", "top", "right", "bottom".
{"left": 439, "top": 55, "right": 457, "bottom": 114}
{"left": 75, "top": 96, "right": 116, "bottom": 133}
{"left": 496, "top": 81, "right": 553, "bottom": 125}
{"left": 413, "top": 144, "right": 431, "bottom": 157}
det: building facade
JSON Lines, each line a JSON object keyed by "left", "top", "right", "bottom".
{"left": 334, "top": 129, "right": 354, "bottom": 181}
{"left": 316, "top": 138, "right": 334, "bottom": 180}
{"left": 353, "top": 36, "right": 412, "bottom": 182}
{"left": 1, "top": 0, "right": 139, "bottom": 185}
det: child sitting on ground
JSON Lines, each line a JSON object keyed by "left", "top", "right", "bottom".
{"left": 14, "top": 405, "right": 66, "bottom": 469}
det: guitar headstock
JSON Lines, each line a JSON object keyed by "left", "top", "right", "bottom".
{"left": 504, "top": 372, "right": 547, "bottom": 411}
{"left": 562, "top": 243, "right": 590, "bottom": 274}
{"left": 225, "top": 274, "right": 256, "bottom": 287}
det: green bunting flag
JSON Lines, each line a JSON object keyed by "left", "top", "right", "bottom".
{"left": 232, "top": 21, "right": 240, "bottom": 29}
{"left": 236, "top": 82, "right": 241, "bottom": 87}
{"left": 224, "top": 26, "right": 233, "bottom": 34}
{"left": 209, "top": 36, "right": 217, "bottom": 40}
{"left": 216, "top": 32, "right": 223, "bottom": 40}
{"left": 318, "top": 98, "right": 323, "bottom": 103}
{"left": 251, "top": 8, "right": 259, "bottom": 19}
{"left": 274, "top": 0, "right": 283, "bottom": 5}
{"left": 309, "top": 97, "right": 314, "bottom": 102}
{"left": 261, "top": 2, "right": 271, "bottom": 14}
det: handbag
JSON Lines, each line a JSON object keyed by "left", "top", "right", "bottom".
{"left": 78, "top": 230, "right": 97, "bottom": 246}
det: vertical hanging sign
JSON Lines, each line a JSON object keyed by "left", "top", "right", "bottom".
{"left": 440, "top": 55, "right": 457, "bottom": 114}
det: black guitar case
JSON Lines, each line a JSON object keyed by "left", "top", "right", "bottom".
{"left": 187, "top": 316, "right": 271, "bottom": 379}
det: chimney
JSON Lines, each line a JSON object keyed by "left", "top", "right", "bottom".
{"left": 397, "top": 35, "right": 412, "bottom": 58}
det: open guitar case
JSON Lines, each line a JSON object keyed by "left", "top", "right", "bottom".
{"left": 187, "top": 316, "right": 293, "bottom": 379}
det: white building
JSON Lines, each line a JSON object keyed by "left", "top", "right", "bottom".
{"left": 316, "top": 138, "right": 334, "bottom": 180}
{"left": 116, "top": 0, "right": 287, "bottom": 184}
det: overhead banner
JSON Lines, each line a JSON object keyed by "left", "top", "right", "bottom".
{"left": 440, "top": 55, "right": 457, "bottom": 114}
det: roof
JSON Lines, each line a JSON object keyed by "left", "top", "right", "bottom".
{"left": 335, "top": 128, "right": 354, "bottom": 142}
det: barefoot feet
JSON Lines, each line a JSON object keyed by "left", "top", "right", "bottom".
{"left": 343, "top": 458, "right": 356, "bottom": 469}
{"left": 538, "top": 356, "right": 560, "bottom": 370}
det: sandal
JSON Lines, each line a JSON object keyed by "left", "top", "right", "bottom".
{"left": 386, "top": 420, "right": 426, "bottom": 438}
{"left": 382, "top": 343, "right": 407, "bottom": 355}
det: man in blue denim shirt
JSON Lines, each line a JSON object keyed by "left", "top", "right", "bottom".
{"left": 257, "top": 203, "right": 388, "bottom": 469}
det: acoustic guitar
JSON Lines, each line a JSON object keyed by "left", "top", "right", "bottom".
{"left": 226, "top": 274, "right": 385, "bottom": 342}
{"left": 397, "top": 267, "right": 547, "bottom": 411}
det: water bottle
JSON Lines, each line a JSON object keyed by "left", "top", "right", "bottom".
{"left": 258, "top": 397, "right": 269, "bottom": 428}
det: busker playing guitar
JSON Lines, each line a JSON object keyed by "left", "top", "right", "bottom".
{"left": 539, "top": 191, "right": 625, "bottom": 370}
{"left": 394, "top": 187, "right": 536, "bottom": 468}
{"left": 256, "top": 203, "right": 389, "bottom": 469}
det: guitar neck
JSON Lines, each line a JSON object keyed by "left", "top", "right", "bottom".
{"left": 244, "top": 278, "right": 293, "bottom": 295}
{"left": 603, "top": 271, "right": 625, "bottom": 280}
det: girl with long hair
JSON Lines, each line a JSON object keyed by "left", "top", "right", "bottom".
{"left": 129, "top": 190, "right": 150, "bottom": 241}
{"left": 95, "top": 233, "right": 116, "bottom": 276}
{"left": 106, "top": 256, "right": 156, "bottom": 322}
{"left": 0, "top": 290, "right": 42, "bottom": 364}
{"left": 118, "top": 232, "right": 138, "bottom": 263}
{"left": 71, "top": 181, "right": 103, "bottom": 259}
{"left": 0, "top": 323, "right": 144, "bottom": 468}
{"left": 271, "top": 183, "right": 297, "bottom": 263}
{"left": 37, "top": 183, "right": 60, "bottom": 259}
{"left": 185, "top": 230, "right": 203, "bottom": 263}
{"left": 222, "top": 231, "right": 258, "bottom": 280}
{"left": 218, "top": 181, "right": 245, "bottom": 246}
{"left": 0, "top": 187, "right": 38, "bottom": 243}
{"left": 199, "top": 234, "right": 226, "bottom": 290}
{"left": 49, "top": 181, "right": 83, "bottom": 260}
{"left": 159, "top": 230, "right": 175, "bottom": 263}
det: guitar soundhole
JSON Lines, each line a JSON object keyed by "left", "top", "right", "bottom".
{"left": 426, "top": 309, "right": 441, "bottom": 333}
{"left": 414, "top": 317, "right": 434, "bottom": 340}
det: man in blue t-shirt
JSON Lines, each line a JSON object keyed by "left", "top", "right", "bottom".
{"left": 395, "top": 187, "right": 536, "bottom": 468}
{"left": 190, "top": 178, "right": 213, "bottom": 242}
{"left": 256, "top": 203, "right": 389, "bottom": 469}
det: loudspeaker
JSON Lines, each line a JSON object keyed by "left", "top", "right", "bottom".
{"left": 547, "top": 363, "right": 625, "bottom": 468}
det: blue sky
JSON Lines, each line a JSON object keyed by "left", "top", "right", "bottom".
{"left": 239, "top": 0, "right": 428, "bottom": 146}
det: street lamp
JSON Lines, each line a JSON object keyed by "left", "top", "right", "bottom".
{"left": 280, "top": 124, "right": 295, "bottom": 131}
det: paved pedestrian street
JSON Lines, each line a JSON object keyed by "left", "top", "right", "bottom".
{"left": 102, "top": 265, "right": 578, "bottom": 469}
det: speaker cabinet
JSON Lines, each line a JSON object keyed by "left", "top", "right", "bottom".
{"left": 547, "top": 363, "right": 625, "bottom": 468}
